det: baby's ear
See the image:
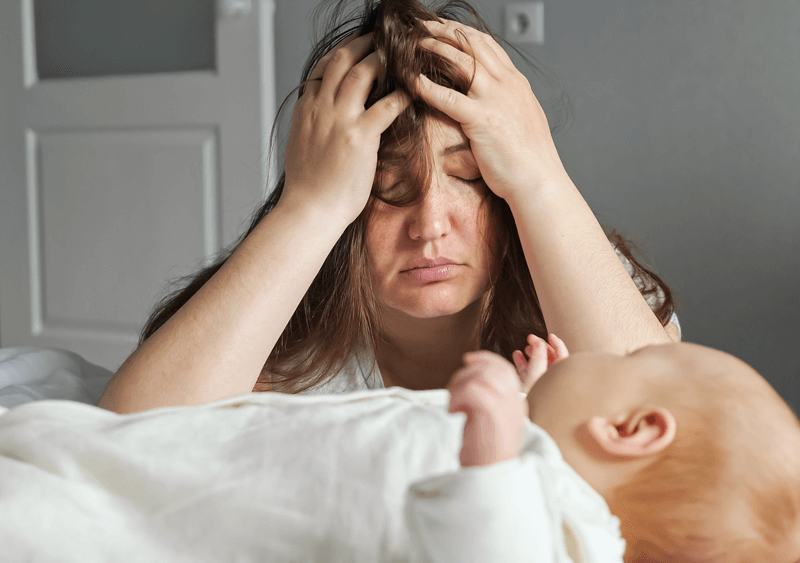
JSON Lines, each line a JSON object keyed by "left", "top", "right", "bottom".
{"left": 586, "top": 406, "right": 676, "bottom": 458}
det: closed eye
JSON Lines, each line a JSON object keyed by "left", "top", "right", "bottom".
{"left": 457, "top": 177, "right": 483, "bottom": 185}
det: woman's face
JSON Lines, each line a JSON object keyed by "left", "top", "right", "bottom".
{"left": 366, "top": 115, "right": 495, "bottom": 319}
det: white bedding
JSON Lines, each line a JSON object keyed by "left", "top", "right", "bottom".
{"left": 0, "top": 348, "right": 623, "bottom": 562}
{"left": 0, "top": 347, "right": 113, "bottom": 409}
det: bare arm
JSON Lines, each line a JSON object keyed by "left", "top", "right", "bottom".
{"left": 507, "top": 176, "right": 674, "bottom": 354}
{"left": 99, "top": 32, "right": 409, "bottom": 413}
{"left": 415, "top": 19, "right": 673, "bottom": 355}
{"left": 97, "top": 199, "right": 349, "bottom": 413}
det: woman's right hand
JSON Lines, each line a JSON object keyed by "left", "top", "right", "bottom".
{"left": 283, "top": 32, "right": 411, "bottom": 225}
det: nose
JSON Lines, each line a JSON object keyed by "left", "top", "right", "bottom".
{"left": 407, "top": 184, "right": 452, "bottom": 242}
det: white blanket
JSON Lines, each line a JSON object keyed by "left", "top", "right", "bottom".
{"left": 0, "top": 349, "right": 625, "bottom": 562}
{"left": 0, "top": 347, "right": 113, "bottom": 409}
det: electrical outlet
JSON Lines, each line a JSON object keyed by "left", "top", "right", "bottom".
{"left": 504, "top": 2, "right": 544, "bottom": 44}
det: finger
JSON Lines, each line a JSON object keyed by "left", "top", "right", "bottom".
{"left": 303, "top": 32, "right": 364, "bottom": 98}
{"left": 419, "top": 36, "right": 497, "bottom": 84}
{"left": 425, "top": 18, "right": 516, "bottom": 70}
{"left": 525, "top": 334, "right": 555, "bottom": 361}
{"left": 415, "top": 73, "right": 474, "bottom": 124}
{"left": 335, "top": 51, "right": 381, "bottom": 109}
{"left": 421, "top": 19, "right": 514, "bottom": 75}
{"left": 514, "top": 349, "right": 536, "bottom": 396}
{"left": 300, "top": 77, "right": 323, "bottom": 98}
{"left": 524, "top": 339, "right": 549, "bottom": 388}
{"left": 318, "top": 33, "right": 376, "bottom": 101}
{"left": 530, "top": 332, "right": 558, "bottom": 364}
{"left": 359, "top": 89, "right": 411, "bottom": 133}
{"left": 512, "top": 350, "right": 527, "bottom": 376}
{"left": 548, "top": 333, "right": 569, "bottom": 361}
{"left": 308, "top": 31, "right": 365, "bottom": 81}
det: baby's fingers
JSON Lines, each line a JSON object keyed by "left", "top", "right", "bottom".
{"left": 512, "top": 349, "right": 527, "bottom": 376}
{"left": 547, "top": 333, "right": 569, "bottom": 361}
{"left": 517, "top": 339, "right": 548, "bottom": 394}
{"left": 526, "top": 339, "right": 549, "bottom": 386}
{"left": 525, "top": 333, "right": 568, "bottom": 364}
{"left": 525, "top": 334, "right": 555, "bottom": 364}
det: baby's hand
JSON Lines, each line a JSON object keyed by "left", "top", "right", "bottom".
{"left": 447, "top": 334, "right": 569, "bottom": 468}
{"left": 512, "top": 333, "right": 569, "bottom": 396}
{"left": 447, "top": 351, "right": 530, "bottom": 467}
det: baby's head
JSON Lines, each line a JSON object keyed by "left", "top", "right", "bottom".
{"left": 527, "top": 342, "right": 800, "bottom": 562}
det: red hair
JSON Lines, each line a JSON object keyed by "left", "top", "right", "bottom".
{"left": 611, "top": 374, "right": 800, "bottom": 562}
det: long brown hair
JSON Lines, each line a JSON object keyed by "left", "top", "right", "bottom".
{"left": 140, "top": 0, "right": 676, "bottom": 394}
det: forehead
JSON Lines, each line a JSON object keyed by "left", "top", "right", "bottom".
{"left": 425, "top": 113, "right": 469, "bottom": 147}
{"left": 421, "top": 116, "right": 478, "bottom": 177}
{"left": 377, "top": 114, "right": 476, "bottom": 183}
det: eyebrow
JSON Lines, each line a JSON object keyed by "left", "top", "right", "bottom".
{"left": 441, "top": 142, "right": 471, "bottom": 157}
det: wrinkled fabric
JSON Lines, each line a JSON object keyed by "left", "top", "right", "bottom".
{"left": 0, "top": 347, "right": 113, "bottom": 409}
{"left": 0, "top": 387, "right": 624, "bottom": 562}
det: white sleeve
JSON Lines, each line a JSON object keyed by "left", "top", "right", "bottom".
{"left": 404, "top": 455, "right": 557, "bottom": 563}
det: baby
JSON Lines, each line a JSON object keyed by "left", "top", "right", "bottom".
{"left": 441, "top": 334, "right": 800, "bottom": 562}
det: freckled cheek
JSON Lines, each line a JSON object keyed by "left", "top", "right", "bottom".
{"left": 365, "top": 217, "right": 404, "bottom": 284}
{"left": 470, "top": 204, "right": 496, "bottom": 265}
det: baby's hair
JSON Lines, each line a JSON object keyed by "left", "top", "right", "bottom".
{"left": 611, "top": 374, "right": 800, "bottom": 562}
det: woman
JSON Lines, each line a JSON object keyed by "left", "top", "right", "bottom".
{"left": 98, "top": 0, "right": 679, "bottom": 414}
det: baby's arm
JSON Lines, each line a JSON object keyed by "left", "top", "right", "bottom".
{"left": 405, "top": 335, "right": 570, "bottom": 562}
{"left": 447, "top": 334, "right": 568, "bottom": 467}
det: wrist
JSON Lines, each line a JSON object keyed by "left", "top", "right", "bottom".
{"left": 503, "top": 170, "right": 576, "bottom": 212}
{"left": 275, "top": 184, "right": 358, "bottom": 231}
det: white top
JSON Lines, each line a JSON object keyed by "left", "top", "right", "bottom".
{"left": 296, "top": 342, "right": 385, "bottom": 395}
{"left": 297, "top": 307, "right": 681, "bottom": 397}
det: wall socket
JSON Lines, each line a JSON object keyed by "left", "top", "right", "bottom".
{"left": 504, "top": 2, "right": 544, "bottom": 44}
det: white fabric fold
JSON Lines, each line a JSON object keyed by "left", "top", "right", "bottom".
{"left": 0, "top": 347, "right": 113, "bottom": 409}
{"left": 405, "top": 417, "right": 627, "bottom": 563}
{"left": 0, "top": 386, "right": 624, "bottom": 562}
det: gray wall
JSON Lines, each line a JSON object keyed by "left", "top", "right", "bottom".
{"left": 275, "top": 0, "right": 800, "bottom": 412}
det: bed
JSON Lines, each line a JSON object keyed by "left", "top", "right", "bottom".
{"left": 0, "top": 347, "right": 611, "bottom": 562}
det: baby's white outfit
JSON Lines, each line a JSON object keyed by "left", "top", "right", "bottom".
{"left": 406, "top": 409, "right": 627, "bottom": 562}
{"left": 0, "top": 378, "right": 624, "bottom": 562}
{"left": 297, "top": 350, "right": 627, "bottom": 562}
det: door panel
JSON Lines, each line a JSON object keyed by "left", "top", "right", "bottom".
{"left": 0, "top": 0, "right": 276, "bottom": 371}
{"left": 33, "top": 0, "right": 216, "bottom": 79}
{"left": 35, "top": 127, "right": 216, "bottom": 332}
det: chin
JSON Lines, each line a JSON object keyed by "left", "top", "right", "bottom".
{"left": 383, "top": 290, "right": 483, "bottom": 319}
{"left": 401, "top": 305, "right": 467, "bottom": 319}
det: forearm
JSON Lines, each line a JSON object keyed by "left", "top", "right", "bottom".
{"left": 98, "top": 194, "right": 350, "bottom": 413}
{"left": 507, "top": 173, "right": 672, "bottom": 355}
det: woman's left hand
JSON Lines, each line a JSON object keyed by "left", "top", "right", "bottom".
{"left": 415, "top": 19, "right": 568, "bottom": 202}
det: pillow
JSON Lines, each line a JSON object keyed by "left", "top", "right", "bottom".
{"left": 0, "top": 347, "right": 113, "bottom": 410}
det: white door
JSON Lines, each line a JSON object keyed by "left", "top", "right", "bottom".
{"left": 0, "top": 0, "right": 276, "bottom": 371}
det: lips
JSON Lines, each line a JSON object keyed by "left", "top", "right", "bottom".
{"left": 403, "top": 257, "right": 458, "bottom": 271}
{"left": 402, "top": 257, "right": 461, "bottom": 283}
